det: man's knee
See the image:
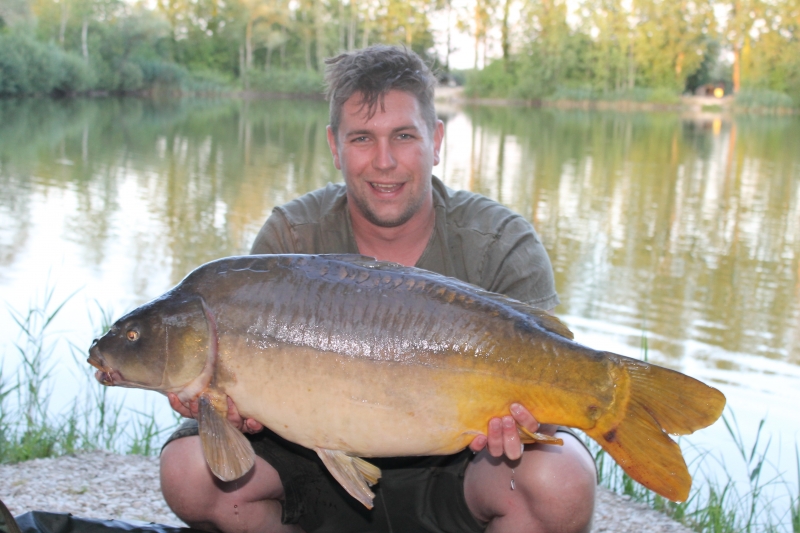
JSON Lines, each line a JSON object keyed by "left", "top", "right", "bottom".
{"left": 465, "top": 432, "right": 596, "bottom": 533}
{"left": 522, "top": 433, "right": 596, "bottom": 533}
{"left": 160, "top": 436, "right": 217, "bottom": 524}
{"left": 160, "top": 436, "right": 291, "bottom": 533}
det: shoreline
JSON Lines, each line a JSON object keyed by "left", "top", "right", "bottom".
{"left": 5, "top": 86, "right": 797, "bottom": 116}
{"left": 434, "top": 86, "right": 798, "bottom": 116}
{"left": 0, "top": 451, "right": 694, "bottom": 532}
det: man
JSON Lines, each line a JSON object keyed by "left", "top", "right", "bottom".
{"left": 160, "top": 45, "right": 596, "bottom": 533}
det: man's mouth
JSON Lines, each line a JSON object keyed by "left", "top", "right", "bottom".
{"left": 370, "top": 182, "right": 403, "bottom": 194}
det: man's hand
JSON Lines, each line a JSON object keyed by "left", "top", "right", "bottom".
{"left": 167, "top": 392, "right": 265, "bottom": 434}
{"left": 469, "top": 403, "right": 557, "bottom": 460}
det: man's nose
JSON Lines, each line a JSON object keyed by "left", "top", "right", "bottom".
{"left": 372, "top": 139, "right": 397, "bottom": 170}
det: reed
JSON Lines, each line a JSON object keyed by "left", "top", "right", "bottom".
{"left": 0, "top": 292, "right": 174, "bottom": 463}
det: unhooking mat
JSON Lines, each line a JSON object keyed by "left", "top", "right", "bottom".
{"left": 1, "top": 500, "right": 200, "bottom": 533}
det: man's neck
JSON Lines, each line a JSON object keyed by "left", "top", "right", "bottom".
{"left": 349, "top": 199, "right": 435, "bottom": 267}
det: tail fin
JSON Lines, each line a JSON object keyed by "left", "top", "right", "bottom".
{"left": 584, "top": 356, "right": 726, "bottom": 502}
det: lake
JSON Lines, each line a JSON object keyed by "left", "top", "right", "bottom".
{"left": 1, "top": 96, "right": 799, "bottom": 523}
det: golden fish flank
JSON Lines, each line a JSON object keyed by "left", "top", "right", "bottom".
{"left": 87, "top": 253, "right": 726, "bottom": 509}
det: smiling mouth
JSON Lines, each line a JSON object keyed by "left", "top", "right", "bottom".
{"left": 370, "top": 182, "right": 403, "bottom": 193}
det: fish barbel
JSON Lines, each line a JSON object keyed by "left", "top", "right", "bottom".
{"left": 87, "top": 254, "right": 725, "bottom": 508}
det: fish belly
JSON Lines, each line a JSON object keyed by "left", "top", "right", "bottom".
{"left": 215, "top": 339, "right": 603, "bottom": 457}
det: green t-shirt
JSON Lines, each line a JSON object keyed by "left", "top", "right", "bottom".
{"left": 251, "top": 176, "right": 559, "bottom": 309}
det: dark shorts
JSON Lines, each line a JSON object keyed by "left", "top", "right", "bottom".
{"left": 164, "top": 421, "right": 588, "bottom": 533}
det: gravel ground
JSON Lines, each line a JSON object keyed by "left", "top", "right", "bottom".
{"left": 0, "top": 451, "right": 694, "bottom": 532}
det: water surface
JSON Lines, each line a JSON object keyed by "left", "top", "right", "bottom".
{"left": 1, "top": 97, "right": 798, "bottom": 518}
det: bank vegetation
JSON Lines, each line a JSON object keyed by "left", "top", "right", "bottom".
{"left": 0, "top": 0, "right": 799, "bottom": 108}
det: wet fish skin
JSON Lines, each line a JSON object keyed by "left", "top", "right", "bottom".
{"left": 87, "top": 254, "right": 726, "bottom": 508}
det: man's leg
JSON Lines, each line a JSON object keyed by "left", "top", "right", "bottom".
{"left": 160, "top": 435, "right": 303, "bottom": 533}
{"left": 464, "top": 431, "right": 596, "bottom": 533}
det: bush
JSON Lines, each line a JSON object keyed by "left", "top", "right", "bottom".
{"left": 0, "top": 34, "right": 27, "bottom": 94}
{"left": 136, "top": 59, "right": 187, "bottom": 87}
{"left": 118, "top": 62, "right": 144, "bottom": 91}
{"left": 735, "top": 87, "right": 796, "bottom": 109}
{"left": 245, "top": 68, "right": 324, "bottom": 95}
{"left": 54, "top": 53, "right": 95, "bottom": 94}
{"left": 0, "top": 32, "right": 95, "bottom": 95}
{"left": 463, "top": 61, "right": 516, "bottom": 99}
{"left": 180, "top": 68, "right": 234, "bottom": 93}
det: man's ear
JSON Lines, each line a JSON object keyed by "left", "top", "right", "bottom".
{"left": 432, "top": 120, "right": 445, "bottom": 166}
{"left": 326, "top": 125, "right": 342, "bottom": 170}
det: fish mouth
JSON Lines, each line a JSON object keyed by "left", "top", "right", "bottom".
{"left": 87, "top": 342, "right": 123, "bottom": 386}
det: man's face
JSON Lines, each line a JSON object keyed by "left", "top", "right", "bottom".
{"left": 327, "top": 90, "right": 444, "bottom": 228}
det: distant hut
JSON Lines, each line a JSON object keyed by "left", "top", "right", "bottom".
{"left": 695, "top": 83, "right": 726, "bottom": 98}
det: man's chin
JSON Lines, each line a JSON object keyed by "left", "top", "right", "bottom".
{"left": 362, "top": 211, "right": 415, "bottom": 228}
{"left": 352, "top": 197, "right": 417, "bottom": 228}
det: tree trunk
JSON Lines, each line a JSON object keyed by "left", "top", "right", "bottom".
{"left": 305, "top": 31, "right": 312, "bottom": 70}
{"left": 348, "top": 0, "right": 357, "bottom": 50}
{"left": 361, "top": 5, "right": 370, "bottom": 48}
{"left": 445, "top": 0, "right": 451, "bottom": 72}
{"left": 732, "top": 46, "right": 740, "bottom": 93}
{"left": 280, "top": 27, "right": 286, "bottom": 67}
{"left": 59, "top": 0, "right": 68, "bottom": 47}
{"left": 315, "top": 0, "right": 325, "bottom": 71}
{"left": 81, "top": 18, "right": 89, "bottom": 60}
{"left": 627, "top": 39, "right": 635, "bottom": 89}
{"left": 339, "top": 0, "right": 345, "bottom": 51}
{"left": 501, "top": 0, "right": 511, "bottom": 70}
{"left": 245, "top": 18, "right": 254, "bottom": 70}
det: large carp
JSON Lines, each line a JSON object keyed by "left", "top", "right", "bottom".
{"left": 88, "top": 254, "right": 725, "bottom": 508}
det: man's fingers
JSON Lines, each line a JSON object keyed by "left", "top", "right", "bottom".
{"left": 244, "top": 418, "right": 265, "bottom": 433}
{"left": 510, "top": 403, "right": 539, "bottom": 433}
{"left": 469, "top": 434, "right": 488, "bottom": 453}
{"left": 502, "top": 415, "right": 523, "bottom": 460}
{"left": 487, "top": 418, "right": 504, "bottom": 457}
{"left": 167, "top": 392, "right": 194, "bottom": 419}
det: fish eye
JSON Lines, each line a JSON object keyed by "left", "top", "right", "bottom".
{"left": 126, "top": 329, "right": 140, "bottom": 342}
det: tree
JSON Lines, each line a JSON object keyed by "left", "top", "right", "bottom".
{"left": 632, "top": 0, "right": 714, "bottom": 91}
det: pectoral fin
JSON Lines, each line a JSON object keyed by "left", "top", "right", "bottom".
{"left": 518, "top": 426, "right": 564, "bottom": 446}
{"left": 197, "top": 392, "right": 255, "bottom": 482}
{"left": 315, "top": 448, "right": 382, "bottom": 509}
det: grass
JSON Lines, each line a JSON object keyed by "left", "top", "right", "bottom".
{"left": 0, "top": 289, "right": 175, "bottom": 463}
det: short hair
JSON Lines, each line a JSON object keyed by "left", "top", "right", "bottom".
{"left": 324, "top": 45, "right": 437, "bottom": 136}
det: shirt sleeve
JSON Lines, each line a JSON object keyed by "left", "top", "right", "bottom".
{"left": 481, "top": 216, "right": 560, "bottom": 310}
{"left": 250, "top": 209, "right": 297, "bottom": 255}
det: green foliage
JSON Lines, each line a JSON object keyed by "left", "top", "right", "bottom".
{"left": 547, "top": 86, "right": 681, "bottom": 104}
{"left": 0, "top": 32, "right": 94, "bottom": 95}
{"left": 735, "top": 88, "right": 796, "bottom": 110}
{"left": 462, "top": 62, "right": 516, "bottom": 99}
{"left": 245, "top": 68, "right": 324, "bottom": 95}
{"left": 0, "top": 292, "right": 173, "bottom": 462}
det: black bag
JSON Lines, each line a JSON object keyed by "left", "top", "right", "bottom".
{"left": 1, "top": 501, "right": 199, "bottom": 533}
